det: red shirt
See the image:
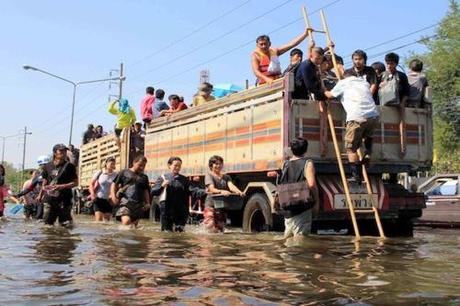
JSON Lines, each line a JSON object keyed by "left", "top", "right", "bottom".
{"left": 140, "top": 94, "right": 155, "bottom": 120}
{"left": 171, "top": 101, "right": 188, "bottom": 111}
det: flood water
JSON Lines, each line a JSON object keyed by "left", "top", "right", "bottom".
{"left": 0, "top": 205, "right": 459, "bottom": 306}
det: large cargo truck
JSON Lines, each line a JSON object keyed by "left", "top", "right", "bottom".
{"left": 78, "top": 76, "right": 431, "bottom": 235}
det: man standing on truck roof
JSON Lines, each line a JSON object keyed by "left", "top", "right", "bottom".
{"left": 108, "top": 98, "right": 137, "bottom": 139}
{"left": 192, "top": 83, "right": 215, "bottom": 107}
{"left": 282, "top": 48, "right": 303, "bottom": 76}
{"left": 153, "top": 89, "right": 170, "bottom": 120}
{"left": 140, "top": 86, "right": 155, "bottom": 127}
{"left": 293, "top": 46, "right": 326, "bottom": 100}
{"left": 381, "top": 52, "right": 410, "bottom": 156}
{"left": 252, "top": 28, "right": 312, "bottom": 85}
{"left": 82, "top": 124, "right": 96, "bottom": 145}
{"left": 345, "top": 50, "right": 378, "bottom": 99}
{"left": 324, "top": 70, "right": 380, "bottom": 184}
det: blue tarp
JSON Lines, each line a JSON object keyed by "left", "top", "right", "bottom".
{"left": 212, "top": 83, "right": 243, "bottom": 98}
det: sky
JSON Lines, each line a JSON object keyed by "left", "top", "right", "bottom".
{"left": 0, "top": 0, "right": 450, "bottom": 169}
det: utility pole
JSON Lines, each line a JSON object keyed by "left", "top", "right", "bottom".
{"left": 20, "top": 126, "right": 32, "bottom": 188}
{"left": 107, "top": 62, "right": 124, "bottom": 102}
{"left": 119, "top": 63, "right": 124, "bottom": 99}
{"left": 200, "top": 69, "right": 209, "bottom": 85}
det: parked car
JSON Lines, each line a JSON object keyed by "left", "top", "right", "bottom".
{"left": 416, "top": 174, "right": 460, "bottom": 227}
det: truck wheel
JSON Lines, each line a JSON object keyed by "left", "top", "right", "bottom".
{"left": 242, "top": 193, "right": 272, "bottom": 232}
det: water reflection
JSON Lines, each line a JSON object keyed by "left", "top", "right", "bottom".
{"left": 0, "top": 213, "right": 459, "bottom": 305}
{"left": 33, "top": 227, "right": 80, "bottom": 264}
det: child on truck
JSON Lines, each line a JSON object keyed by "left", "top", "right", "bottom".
{"left": 324, "top": 70, "right": 380, "bottom": 184}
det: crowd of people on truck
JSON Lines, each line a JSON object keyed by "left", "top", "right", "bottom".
{"left": 82, "top": 124, "right": 108, "bottom": 144}
{"left": 2, "top": 26, "right": 430, "bottom": 240}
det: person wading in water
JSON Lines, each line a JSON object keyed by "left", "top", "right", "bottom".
{"left": 89, "top": 157, "right": 117, "bottom": 222}
{"left": 39, "top": 144, "right": 78, "bottom": 227}
{"left": 110, "top": 155, "right": 150, "bottom": 227}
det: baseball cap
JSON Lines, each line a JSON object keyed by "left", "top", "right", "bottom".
{"left": 52, "top": 143, "right": 68, "bottom": 152}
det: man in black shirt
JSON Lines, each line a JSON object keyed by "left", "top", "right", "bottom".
{"left": 111, "top": 155, "right": 150, "bottom": 227}
{"left": 293, "top": 47, "right": 326, "bottom": 100}
{"left": 282, "top": 48, "right": 303, "bottom": 76}
{"left": 40, "top": 143, "right": 78, "bottom": 226}
{"left": 82, "top": 124, "right": 96, "bottom": 145}
{"left": 345, "top": 50, "right": 378, "bottom": 99}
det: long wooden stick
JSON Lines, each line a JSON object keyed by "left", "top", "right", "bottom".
{"left": 302, "top": 6, "right": 314, "bottom": 44}
{"left": 357, "top": 149, "right": 385, "bottom": 238}
{"left": 326, "top": 109, "right": 360, "bottom": 238}
{"left": 319, "top": 9, "right": 360, "bottom": 239}
{"left": 319, "top": 10, "right": 342, "bottom": 80}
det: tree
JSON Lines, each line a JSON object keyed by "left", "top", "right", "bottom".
{"left": 1, "top": 162, "right": 22, "bottom": 193}
{"left": 414, "top": 0, "right": 460, "bottom": 173}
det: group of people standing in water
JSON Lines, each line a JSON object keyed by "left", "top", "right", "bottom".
{"left": 12, "top": 141, "right": 245, "bottom": 234}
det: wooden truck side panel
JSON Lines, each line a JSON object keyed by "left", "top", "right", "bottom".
{"left": 144, "top": 90, "right": 285, "bottom": 178}
{"left": 79, "top": 77, "right": 433, "bottom": 188}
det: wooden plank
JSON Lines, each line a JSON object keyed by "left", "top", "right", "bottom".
{"left": 146, "top": 78, "right": 284, "bottom": 130}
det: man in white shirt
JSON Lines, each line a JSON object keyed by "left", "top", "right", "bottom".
{"left": 325, "top": 71, "right": 380, "bottom": 183}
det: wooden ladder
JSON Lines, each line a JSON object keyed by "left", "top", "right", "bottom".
{"left": 303, "top": 7, "right": 385, "bottom": 239}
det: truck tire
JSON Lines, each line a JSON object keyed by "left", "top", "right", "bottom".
{"left": 242, "top": 193, "right": 272, "bottom": 232}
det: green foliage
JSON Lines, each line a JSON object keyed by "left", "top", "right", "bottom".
{"left": 412, "top": 1, "right": 460, "bottom": 172}
{"left": 1, "top": 162, "right": 23, "bottom": 192}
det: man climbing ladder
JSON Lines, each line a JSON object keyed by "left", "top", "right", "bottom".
{"left": 303, "top": 7, "right": 385, "bottom": 239}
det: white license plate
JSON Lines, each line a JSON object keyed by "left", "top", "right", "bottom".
{"left": 334, "top": 194, "right": 378, "bottom": 209}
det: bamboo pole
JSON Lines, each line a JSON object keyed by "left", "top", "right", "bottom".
{"left": 319, "top": 10, "right": 342, "bottom": 80}
{"left": 319, "top": 9, "right": 360, "bottom": 239}
{"left": 301, "top": 6, "right": 314, "bottom": 45}
{"left": 357, "top": 149, "right": 385, "bottom": 238}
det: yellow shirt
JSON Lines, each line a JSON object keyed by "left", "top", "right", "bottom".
{"left": 192, "top": 95, "right": 215, "bottom": 107}
{"left": 108, "top": 100, "right": 136, "bottom": 129}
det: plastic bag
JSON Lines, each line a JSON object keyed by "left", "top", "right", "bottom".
{"left": 379, "top": 72, "right": 400, "bottom": 106}
{"left": 267, "top": 55, "right": 282, "bottom": 75}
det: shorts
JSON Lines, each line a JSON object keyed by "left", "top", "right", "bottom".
{"left": 93, "top": 198, "right": 113, "bottom": 214}
{"left": 115, "top": 128, "right": 123, "bottom": 137}
{"left": 203, "top": 207, "right": 226, "bottom": 233}
{"left": 24, "top": 203, "right": 36, "bottom": 218}
{"left": 43, "top": 200, "right": 73, "bottom": 226}
{"left": 284, "top": 209, "right": 312, "bottom": 238}
{"left": 115, "top": 203, "right": 144, "bottom": 222}
{"left": 344, "top": 117, "right": 379, "bottom": 152}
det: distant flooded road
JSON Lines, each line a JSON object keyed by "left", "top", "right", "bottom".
{"left": 0, "top": 205, "right": 459, "bottom": 305}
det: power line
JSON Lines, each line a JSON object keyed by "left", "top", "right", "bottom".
{"left": 128, "top": 0, "right": 298, "bottom": 82}
{"left": 33, "top": 88, "right": 109, "bottom": 136}
{"left": 31, "top": 83, "right": 108, "bottom": 134}
{"left": 124, "top": 0, "right": 343, "bottom": 97}
{"left": 128, "top": 0, "right": 252, "bottom": 68}
{"left": 343, "top": 23, "right": 439, "bottom": 59}
{"left": 344, "top": 34, "right": 437, "bottom": 66}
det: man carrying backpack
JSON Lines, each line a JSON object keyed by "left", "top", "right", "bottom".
{"left": 379, "top": 52, "right": 410, "bottom": 156}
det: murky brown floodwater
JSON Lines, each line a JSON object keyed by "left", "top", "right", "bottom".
{"left": 0, "top": 204, "right": 459, "bottom": 306}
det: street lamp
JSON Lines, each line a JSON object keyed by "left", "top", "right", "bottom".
{"left": 23, "top": 65, "right": 126, "bottom": 145}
